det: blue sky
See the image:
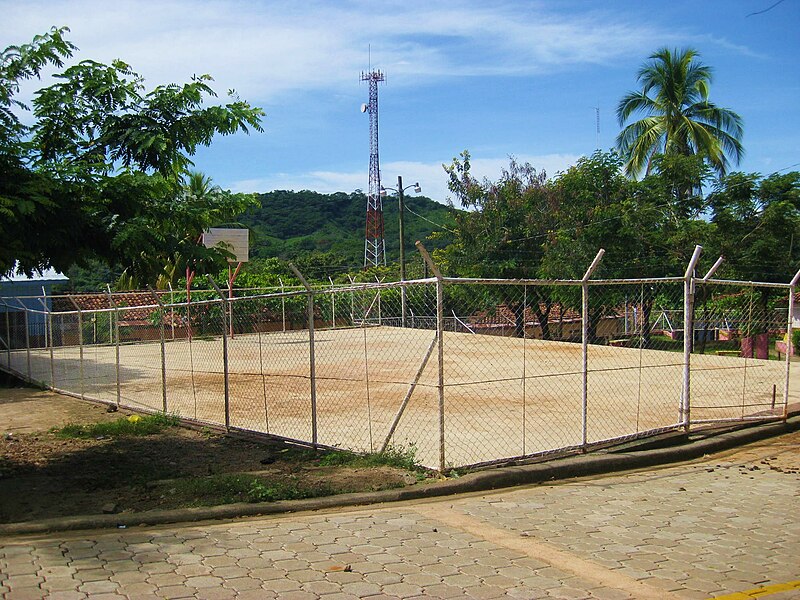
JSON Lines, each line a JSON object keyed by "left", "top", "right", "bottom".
{"left": 5, "top": 0, "right": 799, "bottom": 203}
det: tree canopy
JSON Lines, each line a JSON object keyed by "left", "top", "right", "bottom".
{"left": 616, "top": 47, "right": 743, "bottom": 178}
{"left": 1, "top": 27, "right": 264, "bottom": 281}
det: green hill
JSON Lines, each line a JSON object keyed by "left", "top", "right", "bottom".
{"left": 240, "top": 190, "right": 455, "bottom": 271}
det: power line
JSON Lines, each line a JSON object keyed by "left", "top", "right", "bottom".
{"left": 404, "top": 204, "right": 457, "bottom": 234}
{"left": 747, "top": 0, "right": 786, "bottom": 17}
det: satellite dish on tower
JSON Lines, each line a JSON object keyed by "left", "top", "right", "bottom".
{"left": 360, "top": 103, "right": 368, "bottom": 113}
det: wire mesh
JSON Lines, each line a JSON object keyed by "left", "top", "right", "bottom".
{"left": 585, "top": 281, "right": 685, "bottom": 443}
{"left": 226, "top": 292, "right": 313, "bottom": 441}
{"left": 688, "top": 281, "right": 788, "bottom": 423}
{"left": 1, "top": 269, "right": 796, "bottom": 471}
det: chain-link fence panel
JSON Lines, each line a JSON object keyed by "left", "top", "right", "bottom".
{"left": 585, "top": 280, "right": 685, "bottom": 444}
{"left": 438, "top": 281, "right": 586, "bottom": 467}
{"left": 226, "top": 292, "right": 313, "bottom": 441}
{"left": 115, "top": 303, "right": 165, "bottom": 412}
{"left": 23, "top": 308, "right": 52, "bottom": 388}
{"left": 689, "top": 281, "right": 788, "bottom": 423}
{"left": 226, "top": 293, "right": 310, "bottom": 439}
{"left": 358, "top": 281, "right": 444, "bottom": 467}
{"left": 162, "top": 298, "right": 226, "bottom": 424}
{"left": 78, "top": 309, "right": 118, "bottom": 405}
{"left": 314, "top": 282, "right": 442, "bottom": 461}
{"left": 2, "top": 268, "right": 796, "bottom": 473}
{"left": 50, "top": 311, "right": 82, "bottom": 395}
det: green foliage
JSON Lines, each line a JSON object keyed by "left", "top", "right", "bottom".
{"left": 240, "top": 190, "right": 455, "bottom": 273}
{"left": 616, "top": 47, "right": 743, "bottom": 177}
{"left": 54, "top": 413, "right": 178, "bottom": 438}
{"left": 1, "top": 28, "right": 264, "bottom": 281}
{"left": 164, "top": 473, "right": 331, "bottom": 505}
{"left": 708, "top": 170, "right": 800, "bottom": 283}
{"left": 318, "top": 444, "right": 421, "bottom": 472}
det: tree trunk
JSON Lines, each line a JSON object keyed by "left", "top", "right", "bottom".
{"left": 641, "top": 298, "right": 654, "bottom": 348}
{"left": 533, "top": 302, "right": 552, "bottom": 341}
{"left": 512, "top": 302, "right": 525, "bottom": 338}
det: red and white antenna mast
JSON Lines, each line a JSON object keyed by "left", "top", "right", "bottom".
{"left": 360, "top": 69, "right": 386, "bottom": 267}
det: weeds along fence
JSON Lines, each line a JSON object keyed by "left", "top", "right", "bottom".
{"left": 1, "top": 247, "right": 798, "bottom": 471}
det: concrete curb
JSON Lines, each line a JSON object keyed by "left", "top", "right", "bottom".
{"left": 2, "top": 415, "right": 798, "bottom": 537}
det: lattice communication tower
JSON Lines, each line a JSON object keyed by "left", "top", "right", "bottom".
{"left": 361, "top": 69, "right": 386, "bottom": 267}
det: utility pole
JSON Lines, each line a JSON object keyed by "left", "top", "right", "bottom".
{"left": 397, "top": 175, "right": 406, "bottom": 284}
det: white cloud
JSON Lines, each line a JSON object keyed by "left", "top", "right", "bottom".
{"left": 1, "top": 0, "right": 703, "bottom": 104}
{"left": 228, "top": 153, "right": 581, "bottom": 202}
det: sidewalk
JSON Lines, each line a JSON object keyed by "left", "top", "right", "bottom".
{"left": 2, "top": 429, "right": 798, "bottom": 599}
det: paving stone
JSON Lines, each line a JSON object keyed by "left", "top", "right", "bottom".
{"left": 420, "top": 583, "right": 468, "bottom": 598}
{"left": 145, "top": 572, "right": 187, "bottom": 587}
{"left": 462, "top": 584, "right": 507, "bottom": 599}
{"left": 364, "top": 570, "right": 403, "bottom": 586}
{"left": 260, "top": 577, "right": 303, "bottom": 592}
{"left": 76, "top": 579, "right": 120, "bottom": 594}
{"left": 40, "top": 576, "right": 80, "bottom": 592}
{"left": 6, "top": 574, "right": 44, "bottom": 589}
{"left": 46, "top": 592, "right": 88, "bottom": 600}
{"left": 154, "top": 584, "right": 196, "bottom": 598}
{"left": 194, "top": 587, "right": 238, "bottom": 600}
{"left": 401, "top": 572, "right": 442, "bottom": 587}
{"left": 185, "top": 574, "right": 225, "bottom": 588}
{"left": 341, "top": 581, "right": 383, "bottom": 596}
{"left": 223, "top": 577, "right": 262, "bottom": 592}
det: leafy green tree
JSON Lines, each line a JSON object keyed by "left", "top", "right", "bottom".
{"left": 616, "top": 47, "right": 743, "bottom": 178}
{"left": 709, "top": 170, "right": 800, "bottom": 283}
{"left": 1, "top": 27, "right": 264, "bottom": 280}
{"left": 115, "top": 172, "right": 258, "bottom": 289}
{"left": 544, "top": 151, "right": 713, "bottom": 344}
{"left": 440, "top": 151, "right": 559, "bottom": 337}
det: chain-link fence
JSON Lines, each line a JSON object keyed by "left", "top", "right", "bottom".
{"left": 1, "top": 250, "right": 797, "bottom": 471}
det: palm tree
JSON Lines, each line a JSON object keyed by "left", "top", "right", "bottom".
{"left": 616, "top": 47, "right": 743, "bottom": 178}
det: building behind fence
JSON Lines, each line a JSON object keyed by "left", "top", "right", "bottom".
{"left": 1, "top": 248, "right": 798, "bottom": 471}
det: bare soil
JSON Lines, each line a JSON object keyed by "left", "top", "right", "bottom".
{"left": 0, "top": 380, "right": 422, "bottom": 524}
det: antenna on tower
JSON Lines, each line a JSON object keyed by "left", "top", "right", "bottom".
{"left": 360, "top": 67, "right": 386, "bottom": 268}
{"left": 594, "top": 105, "right": 600, "bottom": 150}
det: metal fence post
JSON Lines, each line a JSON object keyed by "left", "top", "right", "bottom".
{"left": 375, "top": 276, "right": 382, "bottom": 325}
{"left": 328, "top": 277, "right": 336, "bottom": 328}
{"left": 207, "top": 277, "right": 230, "bottom": 430}
{"left": 106, "top": 286, "right": 121, "bottom": 408}
{"left": 16, "top": 299, "right": 31, "bottom": 380}
{"left": 3, "top": 300, "right": 10, "bottom": 370}
{"left": 581, "top": 250, "right": 605, "bottom": 449}
{"left": 168, "top": 283, "right": 175, "bottom": 340}
{"left": 682, "top": 245, "right": 703, "bottom": 430}
{"left": 289, "top": 264, "right": 317, "bottom": 447}
{"left": 522, "top": 284, "right": 527, "bottom": 456}
{"left": 416, "top": 242, "right": 446, "bottom": 473}
{"left": 37, "top": 295, "right": 55, "bottom": 390}
{"left": 348, "top": 275, "right": 355, "bottom": 325}
{"left": 148, "top": 286, "right": 168, "bottom": 414}
{"left": 784, "top": 269, "right": 800, "bottom": 420}
{"left": 279, "top": 277, "right": 287, "bottom": 332}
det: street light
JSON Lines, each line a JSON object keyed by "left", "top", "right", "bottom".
{"left": 380, "top": 175, "right": 421, "bottom": 327}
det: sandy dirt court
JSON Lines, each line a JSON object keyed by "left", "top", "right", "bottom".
{"left": 3, "top": 326, "right": 794, "bottom": 468}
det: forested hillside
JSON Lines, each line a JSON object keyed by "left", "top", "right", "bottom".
{"left": 240, "top": 190, "right": 455, "bottom": 268}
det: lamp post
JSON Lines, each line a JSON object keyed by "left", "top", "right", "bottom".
{"left": 380, "top": 176, "right": 421, "bottom": 327}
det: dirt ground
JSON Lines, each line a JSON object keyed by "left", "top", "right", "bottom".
{"left": 0, "top": 380, "right": 422, "bottom": 525}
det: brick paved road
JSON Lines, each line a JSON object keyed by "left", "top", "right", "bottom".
{"left": 1, "top": 431, "right": 798, "bottom": 599}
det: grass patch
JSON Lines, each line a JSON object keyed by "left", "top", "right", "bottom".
{"left": 319, "top": 444, "right": 421, "bottom": 471}
{"left": 54, "top": 413, "right": 179, "bottom": 439}
{"left": 164, "top": 474, "right": 333, "bottom": 506}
